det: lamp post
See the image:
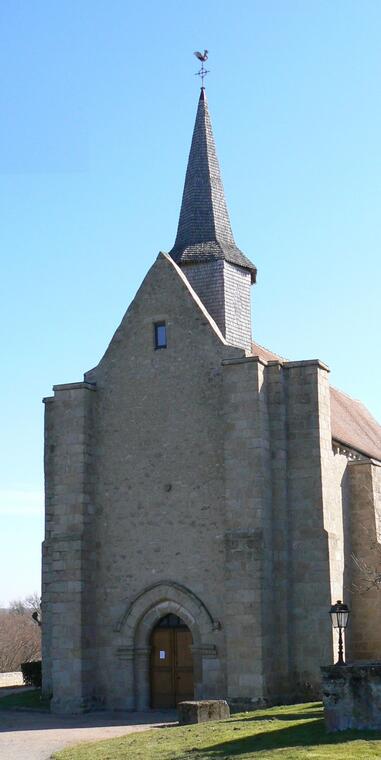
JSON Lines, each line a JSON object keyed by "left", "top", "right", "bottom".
{"left": 329, "top": 600, "right": 350, "bottom": 665}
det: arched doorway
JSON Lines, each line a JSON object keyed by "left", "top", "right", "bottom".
{"left": 150, "top": 614, "right": 194, "bottom": 708}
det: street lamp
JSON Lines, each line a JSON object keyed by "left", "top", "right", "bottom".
{"left": 329, "top": 600, "right": 350, "bottom": 665}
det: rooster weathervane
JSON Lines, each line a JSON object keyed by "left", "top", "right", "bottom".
{"left": 194, "top": 49, "right": 209, "bottom": 87}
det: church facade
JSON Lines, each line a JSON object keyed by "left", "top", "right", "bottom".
{"left": 42, "top": 87, "right": 381, "bottom": 714}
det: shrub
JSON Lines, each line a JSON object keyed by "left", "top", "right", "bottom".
{"left": 21, "top": 660, "right": 42, "bottom": 687}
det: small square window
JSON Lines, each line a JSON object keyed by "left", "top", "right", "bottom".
{"left": 154, "top": 322, "right": 167, "bottom": 349}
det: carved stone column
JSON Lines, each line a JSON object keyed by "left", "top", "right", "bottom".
{"left": 135, "top": 647, "right": 151, "bottom": 710}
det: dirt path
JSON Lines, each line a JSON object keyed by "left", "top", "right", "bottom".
{"left": 0, "top": 709, "right": 176, "bottom": 760}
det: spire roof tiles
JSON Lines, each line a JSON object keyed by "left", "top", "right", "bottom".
{"left": 169, "top": 89, "right": 257, "bottom": 282}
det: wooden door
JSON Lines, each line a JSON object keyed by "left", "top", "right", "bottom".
{"left": 175, "top": 629, "right": 193, "bottom": 703}
{"left": 151, "top": 623, "right": 193, "bottom": 708}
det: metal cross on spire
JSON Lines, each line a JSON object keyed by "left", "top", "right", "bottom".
{"left": 194, "top": 49, "right": 210, "bottom": 88}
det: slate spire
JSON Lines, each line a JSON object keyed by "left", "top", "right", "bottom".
{"left": 169, "top": 89, "right": 257, "bottom": 282}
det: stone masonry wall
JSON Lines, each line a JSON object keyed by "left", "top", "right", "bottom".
{"left": 318, "top": 372, "right": 348, "bottom": 667}
{"left": 221, "top": 356, "right": 342, "bottom": 703}
{"left": 222, "top": 357, "right": 272, "bottom": 707}
{"left": 285, "top": 361, "right": 336, "bottom": 696}
{"left": 266, "top": 361, "right": 292, "bottom": 699}
{"left": 43, "top": 248, "right": 371, "bottom": 711}
{"left": 42, "top": 383, "right": 96, "bottom": 713}
{"left": 348, "top": 460, "right": 381, "bottom": 660}
{"left": 326, "top": 447, "right": 353, "bottom": 660}
{"left": 322, "top": 663, "right": 381, "bottom": 731}
{"left": 87, "top": 254, "right": 244, "bottom": 709}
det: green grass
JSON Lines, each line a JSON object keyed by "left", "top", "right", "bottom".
{"left": 0, "top": 688, "right": 50, "bottom": 711}
{"left": 53, "top": 702, "right": 381, "bottom": 759}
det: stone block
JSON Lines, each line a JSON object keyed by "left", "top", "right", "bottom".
{"left": 178, "top": 699, "right": 230, "bottom": 724}
{"left": 321, "top": 662, "right": 381, "bottom": 731}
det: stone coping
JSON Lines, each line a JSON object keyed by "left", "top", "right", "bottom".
{"left": 322, "top": 661, "right": 381, "bottom": 674}
{"left": 222, "top": 356, "right": 329, "bottom": 371}
{"left": 53, "top": 382, "right": 97, "bottom": 392}
{"left": 179, "top": 700, "right": 226, "bottom": 705}
{"left": 43, "top": 382, "right": 97, "bottom": 403}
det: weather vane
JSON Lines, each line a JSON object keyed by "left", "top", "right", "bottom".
{"left": 194, "top": 50, "right": 209, "bottom": 88}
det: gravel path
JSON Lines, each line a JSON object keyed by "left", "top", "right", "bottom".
{"left": 0, "top": 708, "right": 176, "bottom": 760}
{"left": 0, "top": 672, "right": 24, "bottom": 687}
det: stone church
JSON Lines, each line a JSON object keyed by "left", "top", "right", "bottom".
{"left": 42, "top": 86, "right": 381, "bottom": 714}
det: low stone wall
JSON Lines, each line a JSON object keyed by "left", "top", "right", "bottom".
{"left": 321, "top": 662, "right": 381, "bottom": 731}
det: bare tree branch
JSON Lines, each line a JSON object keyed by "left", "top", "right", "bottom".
{"left": 0, "top": 594, "right": 41, "bottom": 672}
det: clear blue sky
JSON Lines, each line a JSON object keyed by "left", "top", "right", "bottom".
{"left": 1, "top": 0, "right": 380, "bottom": 605}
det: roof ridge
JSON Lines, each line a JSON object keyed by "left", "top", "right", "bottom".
{"left": 330, "top": 384, "right": 363, "bottom": 405}
{"left": 251, "top": 340, "right": 288, "bottom": 363}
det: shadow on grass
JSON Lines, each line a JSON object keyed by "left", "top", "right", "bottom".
{"left": 186, "top": 718, "right": 381, "bottom": 757}
{"left": 0, "top": 689, "right": 50, "bottom": 712}
{"left": 231, "top": 709, "right": 323, "bottom": 723}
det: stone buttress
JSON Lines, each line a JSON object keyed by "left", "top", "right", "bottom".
{"left": 42, "top": 383, "right": 96, "bottom": 712}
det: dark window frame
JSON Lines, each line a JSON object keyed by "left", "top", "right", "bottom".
{"left": 154, "top": 321, "right": 167, "bottom": 349}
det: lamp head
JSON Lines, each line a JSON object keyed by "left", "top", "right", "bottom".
{"left": 330, "top": 600, "right": 350, "bottom": 629}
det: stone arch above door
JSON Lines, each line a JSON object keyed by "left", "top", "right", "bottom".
{"left": 114, "top": 581, "right": 220, "bottom": 709}
{"left": 114, "top": 580, "right": 218, "bottom": 644}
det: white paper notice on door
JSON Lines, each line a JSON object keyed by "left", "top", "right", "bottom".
{"left": 159, "top": 650, "right": 166, "bottom": 659}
